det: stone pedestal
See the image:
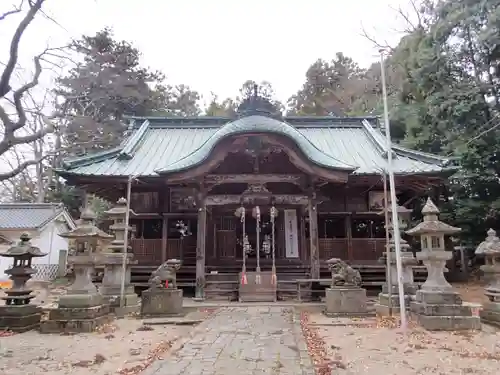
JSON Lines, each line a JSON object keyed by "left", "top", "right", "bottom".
{"left": 99, "top": 253, "right": 139, "bottom": 314}
{"left": 141, "top": 288, "right": 183, "bottom": 317}
{"left": 239, "top": 271, "right": 277, "bottom": 302}
{"left": 411, "top": 289, "right": 480, "bottom": 330}
{"left": 40, "top": 255, "right": 112, "bottom": 333}
{"left": 40, "top": 291, "right": 112, "bottom": 333}
{"left": 478, "top": 265, "right": 500, "bottom": 327}
{"left": 325, "top": 287, "right": 369, "bottom": 317}
{"left": 475, "top": 230, "right": 500, "bottom": 327}
{"left": 0, "top": 305, "right": 42, "bottom": 332}
{"left": 409, "top": 250, "right": 480, "bottom": 330}
{"left": 376, "top": 250, "right": 418, "bottom": 315}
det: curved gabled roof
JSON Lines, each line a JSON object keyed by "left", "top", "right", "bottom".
{"left": 155, "top": 115, "right": 356, "bottom": 174}
{"left": 57, "top": 114, "right": 455, "bottom": 178}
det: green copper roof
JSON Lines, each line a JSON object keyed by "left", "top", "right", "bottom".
{"left": 58, "top": 115, "right": 452, "bottom": 178}
{"left": 156, "top": 115, "right": 356, "bottom": 173}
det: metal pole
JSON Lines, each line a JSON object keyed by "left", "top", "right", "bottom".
{"left": 242, "top": 207, "right": 246, "bottom": 274}
{"left": 256, "top": 206, "right": 261, "bottom": 273}
{"left": 119, "top": 175, "right": 133, "bottom": 310}
{"left": 380, "top": 51, "right": 407, "bottom": 330}
{"left": 383, "top": 172, "right": 393, "bottom": 315}
{"left": 271, "top": 206, "right": 277, "bottom": 281}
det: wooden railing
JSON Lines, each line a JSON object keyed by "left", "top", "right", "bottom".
{"left": 131, "top": 239, "right": 162, "bottom": 265}
{"left": 351, "top": 239, "right": 385, "bottom": 261}
{"left": 317, "top": 238, "right": 385, "bottom": 262}
{"left": 131, "top": 237, "right": 387, "bottom": 266}
{"left": 318, "top": 238, "right": 348, "bottom": 260}
{"left": 130, "top": 238, "right": 196, "bottom": 265}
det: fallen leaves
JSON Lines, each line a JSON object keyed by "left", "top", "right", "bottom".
{"left": 0, "top": 330, "right": 15, "bottom": 337}
{"left": 300, "top": 311, "right": 345, "bottom": 375}
{"left": 72, "top": 353, "right": 107, "bottom": 368}
{"left": 95, "top": 323, "right": 118, "bottom": 334}
{"left": 117, "top": 340, "right": 173, "bottom": 375}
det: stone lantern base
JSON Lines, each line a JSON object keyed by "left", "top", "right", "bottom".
{"left": 479, "top": 286, "right": 500, "bottom": 326}
{"left": 410, "top": 289, "right": 481, "bottom": 331}
{"left": 324, "top": 287, "right": 370, "bottom": 317}
{"left": 98, "top": 253, "right": 139, "bottom": 315}
{"left": 40, "top": 293, "right": 113, "bottom": 334}
{"left": 0, "top": 305, "right": 42, "bottom": 333}
{"left": 375, "top": 253, "right": 418, "bottom": 316}
{"left": 480, "top": 302, "right": 500, "bottom": 326}
{"left": 141, "top": 288, "right": 183, "bottom": 317}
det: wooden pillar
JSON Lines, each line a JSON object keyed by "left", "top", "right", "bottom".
{"left": 195, "top": 197, "right": 207, "bottom": 300}
{"left": 308, "top": 198, "right": 320, "bottom": 279}
{"left": 300, "top": 213, "right": 307, "bottom": 263}
{"left": 346, "top": 215, "right": 353, "bottom": 261}
{"left": 161, "top": 216, "right": 168, "bottom": 263}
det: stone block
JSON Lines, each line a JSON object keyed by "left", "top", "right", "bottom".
{"left": 375, "top": 293, "right": 413, "bottom": 316}
{"left": 141, "top": 288, "right": 183, "bottom": 317}
{"left": 480, "top": 301, "right": 500, "bottom": 327}
{"left": 412, "top": 313, "right": 481, "bottom": 331}
{"left": 325, "top": 287, "right": 369, "bottom": 316}
{"left": 40, "top": 314, "right": 112, "bottom": 334}
{"left": 47, "top": 304, "right": 110, "bottom": 321}
{"left": 411, "top": 302, "right": 473, "bottom": 317}
{"left": 0, "top": 305, "right": 42, "bottom": 332}
{"left": 415, "top": 290, "right": 462, "bottom": 305}
{"left": 239, "top": 272, "right": 277, "bottom": 302}
{"left": 58, "top": 293, "right": 103, "bottom": 308}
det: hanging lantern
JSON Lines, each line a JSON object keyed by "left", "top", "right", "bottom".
{"left": 262, "top": 235, "right": 271, "bottom": 255}
{"left": 270, "top": 206, "right": 278, "bottom": 219}
{"left": 252, "top": 206, "right": 261, "bottom": 220}
{"left": 235, "top": 206, "right": 246, "bottom": 222}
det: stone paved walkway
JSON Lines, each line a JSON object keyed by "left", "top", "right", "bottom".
{"left": 145, "top": 306, "right": 315, "bottom": 375}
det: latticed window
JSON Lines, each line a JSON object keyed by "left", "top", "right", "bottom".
{"left": 431, "top": 236, "right": 441, "bottom": 248}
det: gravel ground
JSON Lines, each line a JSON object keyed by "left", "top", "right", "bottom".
{"left": 0, "top": 318, "right": 194, "bottom": 375}
{"left": 305, "top": 313, "right": 500, "bottom": 375}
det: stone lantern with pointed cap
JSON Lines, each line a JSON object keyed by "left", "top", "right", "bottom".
{"left": 406, "top": 198, "right": 480, "bottom": 330}
{"left": 0, "top": 233, "right": 47, "bottom": 332}
{"left": 40, "top": 207, "right": 114, "bottom": 334}
{"left": 376, "top": 201, "right": 418, "bottom": 315}
{"left": 475, "top": 229, "right": 500, "bottom": 326}
{"left": 99, "top": 197, "right": 139, "bottom": 314}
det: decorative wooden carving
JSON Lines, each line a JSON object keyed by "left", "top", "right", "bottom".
{"left": 169, "top": 188, "right": 197, "bottom": 212}
{"left": 205, "top": 194, "right": 310, "bottom": 206}
{"left": 204, "top": 174, "right": 303, "bottom": 186}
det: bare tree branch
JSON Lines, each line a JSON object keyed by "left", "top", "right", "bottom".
{"left": 0, "top": 1, "right": 24, "bottom": 21}
{"left": 0, "top": 152, "right": 50, "bottom": 181}
{"left": 0, "top": 0, "right": 44, "bottom": 98}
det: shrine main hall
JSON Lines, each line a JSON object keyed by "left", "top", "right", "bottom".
{"left": 57, "top": 95, "right": 453, "bottom": 298}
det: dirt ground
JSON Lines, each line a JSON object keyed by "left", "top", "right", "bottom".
{"left": 0, "top": 318, "right": 199, "bottom": 375}
{"left": 303, "top": 312, "right": 500, "bottom": 375}
{"left": 453, "top": 281, "right": 490, "bottom": 305}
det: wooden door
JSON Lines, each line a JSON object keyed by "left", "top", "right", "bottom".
{"left": 215, "top": 216, "right": 237, "bottom": 259}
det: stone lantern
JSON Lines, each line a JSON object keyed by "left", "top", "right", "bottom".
{"left": 376, "top": 201, "right": 418, "bottom": 315}
{"left": 40, "top": 207, "right": 114, "bottom": 333}
{"left": 475, "top": 229, "right": 500, "bottom": 326}
{"left": 100, "top": 197, "right": 139, "bottom": 314}
{"left": 475, "top": 228, "right": 499, "bottom": 284}
{"left": 0, "top": 233, "right": 47, "bottom": 332}
{"left": 406, "top": 198, "right": 480, "bottom": 330}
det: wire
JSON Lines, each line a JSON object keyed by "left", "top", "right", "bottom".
{"left": 444, "top": 112, "right": 500, "bottom": 158}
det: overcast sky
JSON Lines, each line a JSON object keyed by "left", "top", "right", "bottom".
{"left": 1, "top": 0, "right": 413, "bottom": 104}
